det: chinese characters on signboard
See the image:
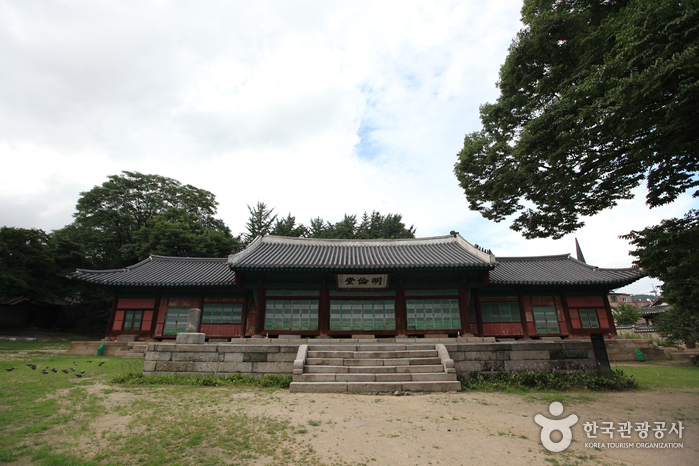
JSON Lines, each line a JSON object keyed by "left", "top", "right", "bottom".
{"left": 336, "top": 274, "right": 389, "bottom": 289}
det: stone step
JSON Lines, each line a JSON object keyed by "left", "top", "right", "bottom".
{"left": 289, "top": 380, "right": 461, "bottom": 394}
{"left": 294, "top": 344, "right": 460, "bottom": 393}
{"left": 306, "top": 344, "right": 435, "bottom": 352}
{"left": 294, "top": 372, "right": 456, "bottom": 383}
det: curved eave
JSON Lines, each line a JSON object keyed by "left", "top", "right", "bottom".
{"left": 231, "top": 264, "right": 494, "bottom": 273}
{"left": 489, "top": 277, "right": 645, "bottom": 288}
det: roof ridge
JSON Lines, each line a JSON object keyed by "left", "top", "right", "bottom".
{"left": 495, "top": 254, "right": 571, "bottom": 262}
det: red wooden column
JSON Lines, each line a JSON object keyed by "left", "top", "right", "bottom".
{"left": 603, "top": 295, "right": 618, "bottom": 337}
{"left": 518, "top": 292, "right": 529, "bottom": 338}
{"left": 395, "top": 288, "right": 407, "bottom": 337}
{"left": 106, "top": 294, "right": 119, "bottom": 339}
{"left": 319, "top": 288, "right": 330, "bottom": 336}
{"left": 474, "top": 290, "right": 484, "bottom": 337}
{"left": 254, "top": 288, "right": 266, "bottom": 336}
{"left": 560, "top": 293, "right": 573, "bottom": 337}
{"left": 458, "top": 287, "right": 471, "bottom": 336}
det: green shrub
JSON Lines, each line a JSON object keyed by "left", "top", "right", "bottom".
{"left": 111, "top": 372, "right": 292, "bottom": 389}
{"left": 458, "top": 369, "right": 637, "bottom": 392}
{"left": 691, "top": 354, "right": 699, "bottom": 367}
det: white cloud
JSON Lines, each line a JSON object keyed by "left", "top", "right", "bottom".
{"left": 1, "top": 0, "right": 695, "bottom": 297}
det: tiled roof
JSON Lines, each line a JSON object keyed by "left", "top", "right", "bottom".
{"left": 226, "top": 234, "right": 496, "bottom": 271}
{"left": 70, "top": 255, "right": 235, "bottom": 287}
{"left": 490, "top": 254, "right": 645, "bottom": 287}
{"left": 641, "top": 304, "right": 671, "bottom": 316}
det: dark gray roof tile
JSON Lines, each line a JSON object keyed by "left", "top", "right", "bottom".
{"left": 71, "top": 255, "right": 235, "bottom": 287}
{"left": 490, "top": 255, "right": 645, "bottom": 287}
{"left": 226, "top": 234, "right": 496, "bottom": 271}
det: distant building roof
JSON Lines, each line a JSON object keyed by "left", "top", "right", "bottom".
{"left": 70, "top": 255, "right": 235, "bottom": 287}
{"left": 641, "top": 303, "right": 671, "bottom": 316}
{"left": 490, "top": 254, "right": 646, "bottom": 287}
{"left": 226, "top": 234, "right": 496, "bottom": 271}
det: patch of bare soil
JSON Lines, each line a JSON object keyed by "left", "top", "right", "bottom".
{"left": 240, "top": 389, "right": 699, "bottom": 466}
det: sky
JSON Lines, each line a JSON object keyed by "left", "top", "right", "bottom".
{"left": 1, "top": 0, "right": 695, "bottom": 295}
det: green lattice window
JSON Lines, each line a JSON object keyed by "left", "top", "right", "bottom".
{"left": 202, "top": 303, "right": 243, "bottom": 324}
{"left": 481, "top": 302, "right": 520, "bottom": 322}
{"left": 533, "top": 306, "right": 560, "bottom": 334}
{"left": 123, "top": 310, "right": 143, "bottom": 331}
{"left": 164, "top": 308, "right": 190, "bottom": 334}
{"left": 578, "top": 309, "right": 600, "bottom": 329}
{"left": 406, "top": 299, "right": 460, "bottom": 330}
{"left": 264, "top": 300, "right": 319, "bottom": 330}
{"left": 329, "top": 300, "right": 396, "bottom": 331}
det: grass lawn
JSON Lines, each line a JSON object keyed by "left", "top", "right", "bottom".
{"left": 0, "top": 339, "right": 94, "bottom": 352}
{"left": 0, "top": 352, "right": 321, "bottom": 466}
{"left": 611, "top": 359, "right": 699, "bottom": 390}
{"left": 1, "top": 342, "right": 696, "bottom": 466}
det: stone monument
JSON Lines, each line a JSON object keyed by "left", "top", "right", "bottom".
{"left": 175, "top": 308, "right": 205, "bottom": 344}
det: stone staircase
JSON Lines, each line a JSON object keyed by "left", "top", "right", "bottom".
{"left": 114, "top": 342, "right": 149, "bottom": 358}
{"left": 290, "top": 344, "right": 461, "bottom": 394}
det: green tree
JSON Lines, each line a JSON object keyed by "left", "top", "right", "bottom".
{"left": 622, "top": 210, "right": 699, "bottom": 341}
{"left": 56, "top": 171, "right": 232, "bottom": 268}
{"left": 612, "top": 302, "right": 642, "bottom": 325}
{"left": 355, "top": 211, "right": 416, "bottom": 239}
{"left": 132, "top": 208, "right": 242, "bottom": 259}
{"left": 244, "top": 202, "right": 277, "bottom": 243}
{"left": 271, "top": 214, "right": 307, "bottom": 238}
{"left": 654, "top": 306, "right": 699, "bottom": 345}
{"left": 0, "top": 227, "right": 63, "bottom": 301}
{"left": 454, "top": 0, "right": 699, "bottom": 239}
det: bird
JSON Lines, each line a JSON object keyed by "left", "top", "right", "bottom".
{"left": 86, "top": 360, "right": 92, "bottom": 363}
{"left": 75, "top": 374, "right": 82, "bottom": 378}
{"left": 98, "top": 362, "right": 105, "bottom": 366}
{"left": 41, "top": 371, "right": 48, "bottom": 375}
{"left": 51, "top": 368, "right": 57, "bottom": 373}
{"left": 70, "top": 368, "right": 76, "bottom": 371}
{"left": 5, "top": 367, "right": 15, "bottom": 371}
{"left": 62, "top": 370, "right": 68, "bottom": 374}
{"left": 79, "top": 371, "right": 85, "bottom": 374}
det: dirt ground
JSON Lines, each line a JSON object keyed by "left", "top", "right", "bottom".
{"left": 239, "top": 388, "right": 698, "bottom": 466}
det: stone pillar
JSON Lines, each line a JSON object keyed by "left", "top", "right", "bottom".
{"left": 175, "top": 308, "right": 205, "bottom": 344}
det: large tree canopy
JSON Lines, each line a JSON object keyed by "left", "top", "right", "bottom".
{"left": 622, "top": 210, "right": 699, "bottom": 341}
{"left": 243, "top": 204, "right": 416, "bottom": 242}
{"left": 0, "top": 228, "right": 63, "bottom": 301}
{"left": 55, "top": 171, "right": 236, "bottom": 268}
{"left": 454, "top": 0, "right": 699, "bottom": 239}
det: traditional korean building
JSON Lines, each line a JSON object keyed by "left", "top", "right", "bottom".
{"left": 71, "top": 233, "right": 645, "bottom": 341}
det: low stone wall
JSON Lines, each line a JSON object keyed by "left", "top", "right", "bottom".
{"left": 444, "top": 340, "right": 597, "bottom": 376}
{"left": 605, "top": 339, "right": 671, "bottom": 361}
{"left": 143, "top": 340, "right": 599, "bottom": 378}
{"left": 143, "top": 343, "right": 298, "bottom": 377}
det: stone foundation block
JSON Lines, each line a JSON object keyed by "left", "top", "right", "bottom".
{"left": 217, "top": 362, "right": 253, "bottom": 373}
{"left": 252, "top": 362, "right": 293, "bottom": 373}
{"left": 175, "top": 333, "right": 205, "bottom": 345}
{"left": 267, "top": 353, "right": 296, "bottom": 362}
{"left": 243, "top": 353, "right": 268, "bottom": 362}
{"left": 509, "top": 351, "right": 550, "bottom": 360}
{"left": 145, "top": 351, "right": 172, "bottom": 361}
{"left": 236, "top": 345, "right": 280, "bottom": 353}
{"left": 172, "top": 352, "right": 222, "bottom": 362}
{"left": 172, "top": 344, "right": 218, "bottom": 352}
{"left": 223, "top": 352, "right": 244, "bottom": 362}
{"left": 152, "top": 344, "right": 177, "bottom": 352}
{"left": 347, "top": 382, "right": 401, "bottom": 394}
{"left": 143, "top": 361, "right": 157, "bottom": 371}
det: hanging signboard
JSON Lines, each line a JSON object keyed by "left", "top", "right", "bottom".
{"left": 336, "top": 274, "right": 389, "bottom": 289}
